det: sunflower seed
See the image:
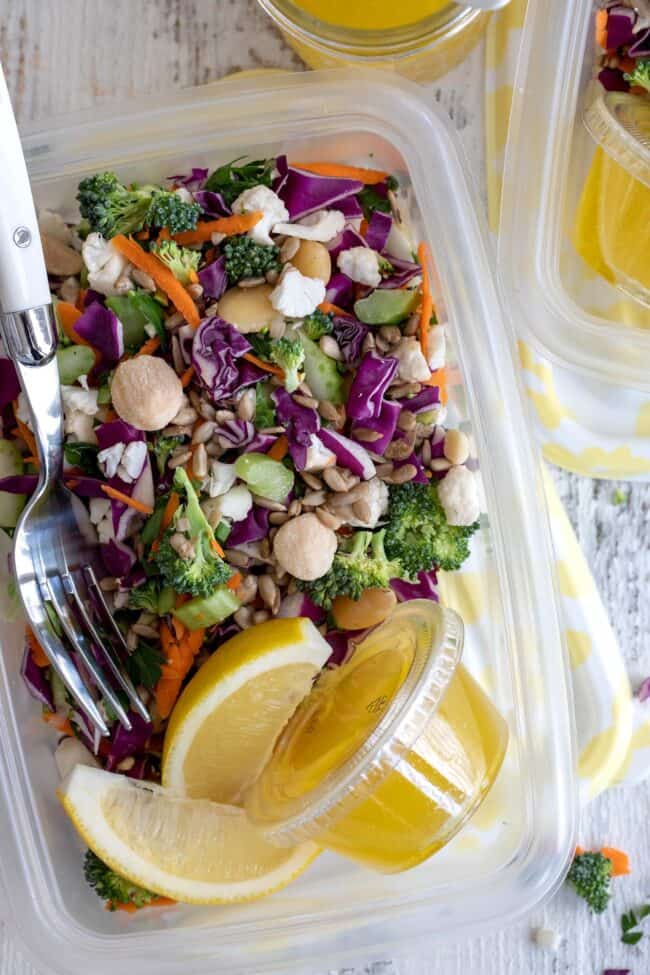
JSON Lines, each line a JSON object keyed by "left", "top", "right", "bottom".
{"left": 192, "top": 420, "right": 216, "bottom": 444}
{"left": 397, "top": 410, "right": 416, "bottom": 432}
{"left": 269, "top": 511, "right": 289, "bottom": 525}
{"left": 168, "top": 450, "right": 192, "bottom": 469}
{"left": 352, "top": 500, "right": 372, "bottom": 523}
{"left": 251, "top": 494, "right": 287, "bottom": 512}
{"left": 352, "top": 428, "right": 383, "bottom": 443}
{"left": 237, "top": 388, "right": 256, "bottom": 422}
{"left": 258, "top": 575, "right": 281, "bottom": 614}
{"left": 294, "top": 393, "right": 318, "bottom": 409}
{"left": 302, "top": 489, "right": 327, "bottom": 507}
{"left": 192, "top": 443, "right": 208, "bottom": 479}
{"left": 430, "top": 458, "right": 452, "bottom": 472}
{"left": 300, "top": 471, "right": 323, "bottom": 490}
{"left": 253, "top": 609, "right": 271, "bottom": 625}
{"left": 234, "top": 607, "right": 253, "bottom": 629}
{"left": 235, "top": 575, "right": 258, "bottom": 605}
{"left": 386, "top": 464, "right": 417, "bottom": 484}
{"left": 224, "top": 548, "right": 250, "bottom": 568}
{"left": 99, "top": 577, "right": 118, "bottom": 592}
{"left": 316, "top": 507, "right": 343, "bottom": 530}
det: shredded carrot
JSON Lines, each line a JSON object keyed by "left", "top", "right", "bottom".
{"left": 290, "top": 161, "right": 388, "bottom": 184}
{"left": 110, "top": 896, "right": 175, "bottom": 913}
{"left": 185, "top": 448, "right": 195, "bottom": 481}
{"left": 75, "top": 289, "right": 87, "bottom": 312}
{"left": 26, "top": 626, "right": 49, "bottom": 667}
{"left": 100, "top": 484, "right": 154, "bottom": 515}
{"left": 210, "top": 537, "right": 225, "bottom": 558}
{"left": 600, "top": 847, "right": 631, "bottom": 876}
{"left": 267, "top": 434, "right": 289, "bottom": 461}
{"left": 227, "top": 571, "right": 242, "bottom": 591}
{"left": 134, "top": 229, "right": 150, "bottom": 241}
{"left": 135, "top": 336, "right": 161, "bottom": 357}
{"left": 155, "top": 620, "right": 206, "bottom": 718}
{"left": 595, "top": 8, "right": 608, "bottom": 48}
{"left": 242, "top": 352, "right": 285, "bottom": 378}
{"left": 110, "top": 235, "right": 200, "bottom": 329}
{"left": 359, "top": 218, "right": 369, "bottom": 238}
{"left": 171, "top": 212, "right": 263, "bottom": 247}
{"left": 417, "top": 241, "right": 433, "bottom": 362}
{"left": 180, "top": 365, "right": 195, "bottom": 388}
{"left": 56, "top": 301, "right": 87, "bottom": 345}
{"left": 42, "top": 711, "right": 74, "bottom": 736}
{"left": 423, "top": 367, "right": 448, "bottom": 404}
{"left": 22, "top": 455, "right": 39, "bottom": 467}
{"left": 318, "top": 301, "right": 347, "bottom": 317}
{"left": 160, "top": 492, "right": 180, "bottom": 534}
{"left": 188, "top": 269, "right": 199, "bottom": 285}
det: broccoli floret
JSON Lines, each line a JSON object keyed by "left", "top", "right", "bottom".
{"left": 84, "top": 850, "right": 158, "bottom": 910}
{"left": 146, "top": 192, "right": 201, "bottom": 234}
{"left": 204, "top": 157, "right": 275, "bottom": 206}
{"left": 624, "top": 58, "right": 650, "bottom": 93}
{"left": 357, "top": 175, "right": 398, "bottom": 220}
{"left": 383, "top": 481, "right": 478, "bottom": 576}
{"left": 255, "top": 382, "right": 276, "bottom": 430}
{"left": 151, "top": 434, "right": 184, "bottom": 478}
{"left": 128, "top": 580, "right": 175, "bottom": 616}
{"left": 269, "top": 336, "right": 305, "bottom": 393}
{"left": 77, "top": 172, "right": 200, "bottom": 238}
{"left": 566, "top": 851, "right": 612, "bottom": 914}
{"left": 302, "top": 309, "right": 334, "bottom": 342}
{"left": 151, "top": 467, "right": 232, "bottom": 597}
{"left": 150, "top": 240, "right": 200, "bottom": 284}
{"left": 300, "top": 530, "right": 403, "bottom": 610}
{"left": 223, "top": 235, "right": 281, "bottom": 284}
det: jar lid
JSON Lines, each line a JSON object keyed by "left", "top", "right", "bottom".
{"left": 245, "top": 600, "right": 463, "bottom": 845}
{"left": 584, "top": 91, "right": 650, "bottom": 189}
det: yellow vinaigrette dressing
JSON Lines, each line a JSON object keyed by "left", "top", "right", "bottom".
{"left": 247, "top": 601, "right": 508, "bottom": 873}
{"left": 290, "top": 0, "right": 451, "bottom": 30}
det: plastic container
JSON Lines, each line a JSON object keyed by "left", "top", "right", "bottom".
{"left": 499, "top": 0, "right": 650, "bottom": 392}
{"left": 247, "top": 601, "right": 509, "bottom": 871}
{"left": 0, "top": 71, "right": 576, "bottom": 974}
{"left": 256, "top": 0, "right": 492, "bottom": 81}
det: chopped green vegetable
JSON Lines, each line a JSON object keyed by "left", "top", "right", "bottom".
{"left": 299, "top": 530, "right": 403, "bottom": 610}
{"left": 173, "top": 586, "right": 241, "bottom": 631}
{"left": 77, "top": 171, "right": 200, "bottom": 238}
{"left": 128, "top": 579, "right": 174, "bottom": 615}
{"left": 567, "top": 851, "right": 612, "bottom": 914}
{"left": 124, "top": 640, "right": 165, "bottom": 691}
{"left": 301, "top": 309, "right": 333, "bottom": 342}
{"left": 84, "top": 849, "right": 158, "bottom": 910}
{"left": 298, "top": 332, "right": 345, "bottom": 405}
{"left": 624, "top": 59, "right": 650, "bottom": 93}
{"left": 254, "top": 382, "right": 277, "bottom": 430}
{"left": 357, "top": 175, "right": 398, "bottom": 220}
{"left": 353, "top": 288, "right": 419, "bottom": 325}
{"left": 269, "top": 336, "right": 305, "bottom": 393}
{"left": 234, "top": 452, "right": 294, "bottom": 503}
{"left": 150, "top": 240, "right": 200, "bottom": 285}
{"left": 57, "top": 345, "right": 95, "bottom": 385}
{"left": 63, "top": 441, "right": 100, "bottom": 476}
{"left": 248, "top": 330, "right": 274, "bottom": 361}
{"left": 223, "top": 235, "right": 281, "bottom": 284}
{"left": 107, "top": 290, "right": 167, "bottom": 348}
{"left": 204, "top": 157, "right": 275, "bottom": 206}
{"left": 150, "top": 434, "right": 185, "bottom": 478}
{"left": 146, "top": 192, "right": 201, "bottom": 235}
{"left": 0, "top": 440, "right": 25, "bottom": 529}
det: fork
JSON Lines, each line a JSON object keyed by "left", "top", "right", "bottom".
{"left": 0, "top": 65, "right": 149, "bottom": 736}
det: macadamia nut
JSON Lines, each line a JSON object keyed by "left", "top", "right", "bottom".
{"left": 111, "top": 355, "right": 184, "bottom": 431}
{"left": 272, "top": 513, "right": 337, "bottom": 581}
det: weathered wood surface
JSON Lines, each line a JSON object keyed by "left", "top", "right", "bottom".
{"left": 1, "top": 2, "right": 649, "bottom": 973}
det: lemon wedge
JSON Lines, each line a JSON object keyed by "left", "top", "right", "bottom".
{"left": 162, "top": 617, "right": 331, "bottom": 803}
{"left": 58, "top": 765, "right": 319, "bottom": 904}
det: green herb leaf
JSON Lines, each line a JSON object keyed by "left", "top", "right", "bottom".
{"left": 622, "top": 930, "right": 643, "bottom": 946}
{"left": 204, "top": 157, "right": 275, "bottom": 207}
{"left": 124, "top": 640, "right": 164, "bottom": 691}
{"left": 248, "top": 331, "right": 273, "bottom": 360}
{"left": 63, "top": 441, "right": 100, "bottom": 476}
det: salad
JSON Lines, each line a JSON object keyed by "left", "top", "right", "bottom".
{"left": 596, "top": 1, "right": 650, "bottom": 93}
{"left": 0, "top": 155, "right": 481, "bottom": 908}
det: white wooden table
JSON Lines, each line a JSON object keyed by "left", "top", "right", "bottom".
{"left": 1, "top": 2, "right": 650, "bottom": 973}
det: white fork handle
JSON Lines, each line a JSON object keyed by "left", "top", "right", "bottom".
{"left": 0, "top": 61, "right": 50, "bottom": 314}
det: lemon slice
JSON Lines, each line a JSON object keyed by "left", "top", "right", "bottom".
{"left": 58, "top": 765, "right": 319, "bottom": 904}
{"left": 162, "top": 617, "right": 331, "bottom": 803}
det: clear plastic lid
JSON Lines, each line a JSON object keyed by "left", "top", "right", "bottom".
{"left": 247, "top": 602, "right": 463, "bottom": 843}
{"left": 584, "top": 91, "right": 650, "bottom": 190}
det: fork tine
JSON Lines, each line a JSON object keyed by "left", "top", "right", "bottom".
{"left": 21, "top": 580, "right": 110, "bottom": 737}
{"left": 82, "top": 565, "right": 133, "bottom": 657}
{"left": 43, "top": 575, "right": 133, "bottom": 731}
{"left": 64, "top": 570, "right": 150, "bottom": 723}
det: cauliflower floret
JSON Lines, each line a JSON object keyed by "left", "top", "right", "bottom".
{"left": 427, "top": 323, "right": 446, "bottom": 371}
{"left": 231, "top": 185, "right": 289, "bottom": 247}
{"left": 346, "top": 477, "right": 389, "bottom": 529}
{"left": 437, "top": 466, "right": 480, "bottom": 527}
{"left": 38, "top": 209, "right": 72, "bottom": 244}
{"left": 64, "top": 412, "right": 96, "bottom": 443}
{"left": 393, "top": 337, "right": 431, "bottom": 383}
{"left": 273, "top": 209, "right": 346, "bottom": 244}
{"left": 304, "top": 435, "right": 337, "bottom": 473}
{"left": 174, "top": 186, "right": 194, "bottom": 205}
{"left": 203, "top": 460, "right": 237, "bottom": 499}
{"left": 119, "top": 441, "right": 147, "bottom": 482}
{"left": 81, "top": 232, "right": 132, "bottom": 297}
{"left": 89, "top": 498, "right": 114, "bottom": 544}
{"left": 61, "top": 385, "right": 99, "bottom": 444}
{"left": 270, "top": 265, "right": 325, "bottom": 318}
{"left": 337, "top": 246, "right": 382, "bottom": 288}
{"left": 218, "top": 484, "right": 253, "bottom": 523}
{"left": 97, "top": 443, "right": 124, "bottom": 479}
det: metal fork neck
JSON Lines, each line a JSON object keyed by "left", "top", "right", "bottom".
{"left": 0, "top": 304, "right": 57, "bottom": 364}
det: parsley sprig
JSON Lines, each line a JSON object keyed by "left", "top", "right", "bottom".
{"left": 621, "top": 904, "right": 650, "bottom": 945}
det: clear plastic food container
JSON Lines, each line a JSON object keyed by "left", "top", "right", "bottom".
{"left": 0, "top": 71, "right": 576, "bottom": 974}
{"left": 499, "top": 0, "right": 650, "bottom": 392}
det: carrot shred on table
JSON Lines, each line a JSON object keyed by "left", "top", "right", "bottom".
{"left": 290, "top": 161, "right": 388, "bottom": 184}
{"left": 267, "top": 434, "right": 288, "bottom": 461}
{"left": 155, "top": 620, "right": 206, "bottom": 718}
{"left": 135, "top": 336, "right": 161, "bottom": 357}
{"left": 600, "top": 847, "right": 631, "bottom": 876}
{"left": 180, "top": 365, "right": 195, "bottom": 388}
{"left": 100, "top": 484, "right": 154, "bottom": 515}
{"left": 171, "top": 212, "right": 263, "bottom": 247}
{"left": 595, "top": 8, "right": 608, "bottom": 48}
{"left": 27, "top": 626, "right": 49, "bottom": 667}
{"left": 110, "top": 235, "right": 200, "bottom": 328}
{"left": 242, "top": 352, "right": 284, "bottom": 378}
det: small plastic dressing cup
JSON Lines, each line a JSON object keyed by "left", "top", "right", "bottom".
{"left": 246, "top": 600, "right": 509, "bottom": 873}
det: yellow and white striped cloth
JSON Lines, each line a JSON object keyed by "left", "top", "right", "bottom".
{"left": 486, "top": 0, "right": 650, "bottom": 796}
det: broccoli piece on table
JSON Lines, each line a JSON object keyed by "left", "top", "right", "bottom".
{"left": 84, "top": 849, "right": 158, "bottom": 910}
{"left": 269, "top": 336, "right": 305, "bottom": 393}
{"left": 151, "top": 467, "right": 232, "bottom": 597}
{"left": 383, "top": 481, "right": 478, "bottom": 576}
{"left": 566, "top": 851, "right": 612, "bottom": 914}
{"left": 301, "top": 309, "right": 333, "bottom": 342}
{"left": 223, "top": 235, "right": 281, "bottom": 284}
{"left": 150, "top": 240, "right": 200, "bottom": 284}
{"left": 624, "top": 58, "right": 650, "bottom": 93}
{"left": 299, "top": 529, "right": 403, "bottom": 610}
{"left": 77, "top": 171, "right": 200, "bottom": 238}
{"left": 204, "top": 156, "right": 275, "bottom": 206}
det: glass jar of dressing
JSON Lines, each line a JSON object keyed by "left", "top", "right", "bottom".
{"left": 256, "top": 1, "right": 507, "bottom": 82}
{"left": 246, "top": 600, "right": 508, "bottom": 872}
